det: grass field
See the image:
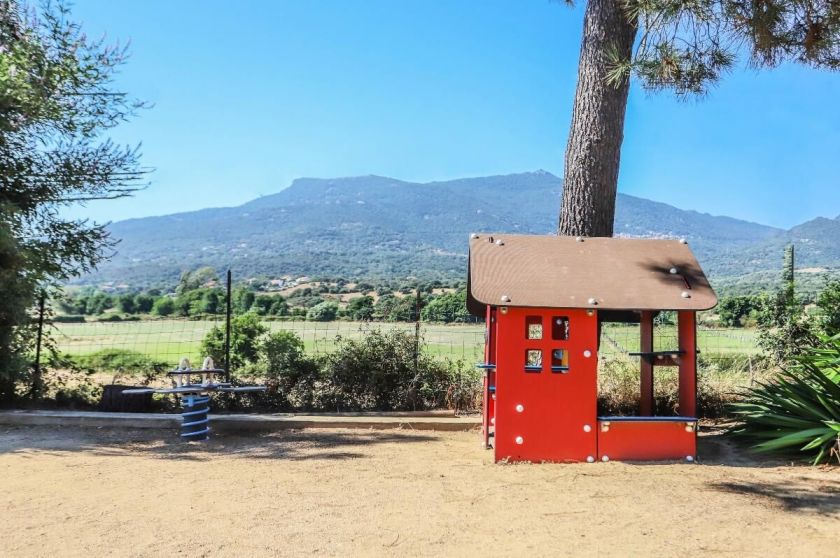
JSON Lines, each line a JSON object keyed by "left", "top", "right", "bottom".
{"left": 600, "top": 323, "right": 760, "bottom": 356}
{"left": 53, "top": 320, "right": 488, "bottom": 364}
{"left": 52, "top": 319, "right": 759, "bottom": 367}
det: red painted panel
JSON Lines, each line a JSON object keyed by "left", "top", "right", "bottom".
{"left": 639, "top": 311, "right": 654, "bottom": 416}
{"left": 678, "top": 311, "right": 697, "bottom": 417}
{"left": 597, "top": 420, "right": 697, "bottom": 461}
{"left": 494, "top": 307, "right": 599, "bottom": 462}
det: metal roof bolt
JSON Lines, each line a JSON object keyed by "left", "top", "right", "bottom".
{"left": 470, "top": 233, "right": 479, "bottom": 240}
{"left": 681, "top": 291, "right": 691, "bottom": 299}
{"left": 495, "top": 239, "right": 504, "bottom": 246}
{"left": 669, "top": 267, "right": 678, "bottom": 274}
{"left": 679, "top": 238, "right": 688, "bottom": 244}
{"left": 575, "top": 236, "right": 584, "bottom": 242}
{"left": 501, "top": 295, "right": 511, "bottom": 303}
{"left": 587, "top": 297, "right": 597, "bottom": 305}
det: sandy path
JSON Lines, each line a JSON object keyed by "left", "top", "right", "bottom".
{"left": 0, "top": 425, "right": 837, "bottom": 557}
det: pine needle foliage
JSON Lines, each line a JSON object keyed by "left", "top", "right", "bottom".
{"left": 605, "top": 0, "right": 840, "bottom": 96}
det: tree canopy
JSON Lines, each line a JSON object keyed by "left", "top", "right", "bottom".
{"left": 559, "top": 0, "right": 839, "bottom": 237}
{"left": 615, "top": 0, "right": 839, "bottom": 95}
{"left": 0, "top": 0, "right": 145, "bottom": 400}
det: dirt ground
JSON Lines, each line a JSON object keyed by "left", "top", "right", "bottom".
{"left": 0, "top": 425, "right": 837, "bottom": 558}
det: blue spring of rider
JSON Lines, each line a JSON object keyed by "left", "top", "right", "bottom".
{"left": 180, "top": 393, "right": 211, "bottom": 440}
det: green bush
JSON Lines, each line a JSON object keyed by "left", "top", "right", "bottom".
{"left": 717, "top": 295, "right": 763, "bottom": 327}
{"left": 373, "top": 294, "right": 417, "bottom": 322}
{"left": 260, "top": 330, "right": 324, "bottom": 410}
{"left": 208, "top": 328, "right": 481, "bottom": 413}
{"left": 74, "top": 349, "right": 169, "bottom": 374}
{"left": 729, "top": 334, "right": 840, "bottom": 464}
{"left": 755, "top": 291, "right": 818, "bottom": 365}
{"left": 42, "top": 364, "right": 103, "bottom": 409}
{"left": 816, "top": 281, "right": 840, "bottom": 336}
{"left": 320, "top": 329, "right": 479, "bottom": 411}
{"left": 53, "top": 315, "right": 86, "bottom": 323}
{"left": 306, "top": 300, "right": 338, "bottom": 322}
{"left": 420, "top": 290, "right": 472, "bottom": 323}
{"left": 53, "top": 382, "right": 102, "bottom": 408}
{"left": 152, "top": 297, "right": 175, "bottom": 316}
{"left": 201, "top": 313, "right": 267, "bottom": 370}
{"left": 346, "top": 296, "right": 374, "bottom": 321}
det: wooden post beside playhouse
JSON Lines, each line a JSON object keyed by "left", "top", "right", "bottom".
{"left": 467, "top": 234, "right": 717, "bottom": 463}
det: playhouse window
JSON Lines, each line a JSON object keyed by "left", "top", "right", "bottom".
{"left": 526, "top": 316, "right": 543, "bottom": 340}
{"left": 551, "top": 349, "right": 568, "bottom": 369}
{"left": 597, "top": 316, "right": 688, "bottom": 418}
{"left": 552, "top": 316, "right": 570, "bottom": 340}
{"left": 525, "top": 349, "right": 542, "bottom": 372}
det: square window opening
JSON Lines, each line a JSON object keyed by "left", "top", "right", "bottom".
{"left": 526, "top": 316, "right": 543, "bottom": 340}
{"left": 551, "top": 349, "right": 569, "bottom": 372}
{"left": 525, "top": 349, "right": 542, "bottom": 372}
{"left": 552, "top": 316, "right": 570, "bottom": 340}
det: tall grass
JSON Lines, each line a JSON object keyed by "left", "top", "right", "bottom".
{"left": 596, "top": 354, "right": 757, "bottom": 417}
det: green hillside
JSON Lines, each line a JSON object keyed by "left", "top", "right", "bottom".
{"left": 76, "top": 171, "right": 840, "bottom": 291}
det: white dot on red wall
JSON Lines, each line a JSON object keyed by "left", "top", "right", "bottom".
{"left": 515, "top": 404, "right": 524, "bottom": 413}
{"left": 583, "top": 350, "right": 592, "bottom": 358}
{"left": 515, "top": 436, "right": 524, "bottom": 445}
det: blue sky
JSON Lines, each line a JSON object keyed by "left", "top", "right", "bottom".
{"left": 66, "top": 0, "right": 840, "bottom": 229}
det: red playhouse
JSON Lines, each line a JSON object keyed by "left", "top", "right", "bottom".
{"left": 467, "top": 234, "right": 717, "bottom": 463}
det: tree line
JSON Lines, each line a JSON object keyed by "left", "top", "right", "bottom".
{"left": 57, "top": 284, "right": 476, "bottom": 324}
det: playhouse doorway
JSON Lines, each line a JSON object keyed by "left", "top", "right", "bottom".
{"left": 492, "top": 307, "right": 599, "bottom": 462}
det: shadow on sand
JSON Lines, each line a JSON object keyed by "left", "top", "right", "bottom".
{"left": 0, "top": 425, "right": 438, "bottom": 462}
{"left": 708, "top": 478, "right": 840, "bottom": 514}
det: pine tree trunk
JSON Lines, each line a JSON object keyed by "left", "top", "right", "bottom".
{"left": 559, "top": 0, "right": 637, "bottom": 237}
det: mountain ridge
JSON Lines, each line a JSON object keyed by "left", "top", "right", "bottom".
{"left": 78, "top": 171, "right": 839, "bottom": 290}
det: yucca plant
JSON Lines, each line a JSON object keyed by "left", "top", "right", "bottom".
{"left": 729, "top": 334, "right": 840, "bottom": 465}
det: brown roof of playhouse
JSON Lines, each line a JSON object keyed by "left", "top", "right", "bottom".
{"left": 467, "top": 234, "right": 717, "bottom": 316}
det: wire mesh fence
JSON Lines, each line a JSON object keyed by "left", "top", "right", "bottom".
{"left": 599, "top": 323, "right": 760, "bottom": 359}
{"left": 51, "top": 316, "right": 228, "bottom": 365}
{"left": 50, "top": 318, "right": 488, "bottom": 366}
{"left": 49, "top": 316, "right": 759, "bottom": 370}
{"left": 29, "top": 270, "right": 763, "bottom": 377}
